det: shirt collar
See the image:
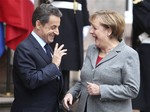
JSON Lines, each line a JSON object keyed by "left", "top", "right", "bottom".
{"left": 31, "top": 31, "right": 46, "bottom": 48}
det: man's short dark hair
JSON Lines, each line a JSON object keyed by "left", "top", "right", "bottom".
{"left": 32, "top": 3, "right": 62, "bottom": 27}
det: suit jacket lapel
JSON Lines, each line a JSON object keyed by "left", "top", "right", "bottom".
{"left": 90, "top": 46, "right": 99, "bottom": 68}
{"left": 29, "top": 34, "right": 52, "bottom": 64}
{"left": 96, "top": 40, "right": 125, "bottom": 67}
{"left": 97, "top": 50, "right": 118, "bottom": 66}
{"left": 90, "top": 45, "right": 119, "bottom": 68}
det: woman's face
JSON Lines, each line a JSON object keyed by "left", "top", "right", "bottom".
{"left": 90, "top": 19, "right": 111, "bottom": 48}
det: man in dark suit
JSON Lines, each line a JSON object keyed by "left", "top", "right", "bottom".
{"left": 11, "top": 3, "right": 67, "bottom": 112}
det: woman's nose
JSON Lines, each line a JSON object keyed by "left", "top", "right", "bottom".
{"left": 89, "top": 28, "right": 94, "bottom": 34}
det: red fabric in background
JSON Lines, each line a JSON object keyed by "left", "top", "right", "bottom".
{"left": 0, "top": 0, "right": 34, "bottom": 50}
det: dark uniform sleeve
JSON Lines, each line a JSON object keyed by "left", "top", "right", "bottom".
{"left": 132, "top": 0, "right": 150, "bottom": 49}
{"left": 81, "top": 0, "right": 90, "bottom": 26}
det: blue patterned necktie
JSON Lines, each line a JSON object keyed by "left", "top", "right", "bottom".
{"left": 44, "top": 44, "right": 52, "bottom": 57}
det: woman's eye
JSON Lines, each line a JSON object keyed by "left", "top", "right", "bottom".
{"left": 93, "top": 27, "right": 97, "bottom": 30}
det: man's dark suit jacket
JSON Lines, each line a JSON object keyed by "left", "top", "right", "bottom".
{"left": 11, "top": 34, "right": 63, "bottom": 112}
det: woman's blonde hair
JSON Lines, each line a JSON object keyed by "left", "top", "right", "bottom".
{"left": 89, "top": 10, "right": 125, "bottom": 41}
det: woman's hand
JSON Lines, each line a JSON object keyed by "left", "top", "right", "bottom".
{"left": 87, "top": 82, "right": 100, "bottom": 95}
{"left": 63, "top": 93, "right": 73, "bottom": 111}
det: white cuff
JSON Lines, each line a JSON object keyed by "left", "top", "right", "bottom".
{"left": 83, "top": 25, "right": 90, "bottom": 39}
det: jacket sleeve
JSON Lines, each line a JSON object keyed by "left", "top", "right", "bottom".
{"left": 100, "top": 50, "right": 140, "bottom": 101}
{"left": 82, "top": 0, "right": 90, "bottom": 26}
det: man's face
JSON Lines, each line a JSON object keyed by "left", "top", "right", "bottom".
{"left": 38, "top": 15, "right": 61, "bottom": 43}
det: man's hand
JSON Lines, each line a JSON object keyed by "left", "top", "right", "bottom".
{"left": 52, "top": 43, "right": 67, "bottom": 67}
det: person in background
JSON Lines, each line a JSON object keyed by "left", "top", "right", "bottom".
{"left": 132, "top": 0, "right": 150, "bottom": 112}
{"left": 50, "top": 0, "right": 90, "bottom": 100}
{"left": 11, "top": 3, "right": 67, "bottom": 112}
{"left": 63, "top": 10, "right": 140, "bottom": 112}
{"left": 38, "top": 1, "right": 90, "bottom": 111}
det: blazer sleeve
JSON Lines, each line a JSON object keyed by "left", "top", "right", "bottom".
{"left": 100, "top": 49, "right": 140, "bottom": 101}
{"left": 67, "top": 81, "right": 82, "bottom": 100}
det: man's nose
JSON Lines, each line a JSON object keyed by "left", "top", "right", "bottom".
{"left": 54, "top": 28, "right": 59, "bottom": 35}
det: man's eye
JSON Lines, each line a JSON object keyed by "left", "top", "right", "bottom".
{"left": 51, "top": 26, "right": 56, "bottom": 30}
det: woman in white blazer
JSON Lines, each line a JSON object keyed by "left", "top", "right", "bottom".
{"left": 63, "top": 10, "right": 140, "bottom": 112}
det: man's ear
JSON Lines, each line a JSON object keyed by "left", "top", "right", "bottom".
{"left": 35, "top": 20, "right": 41, "bottom": 30}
